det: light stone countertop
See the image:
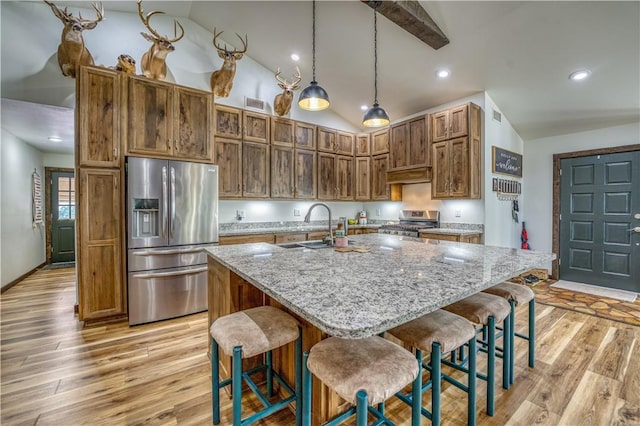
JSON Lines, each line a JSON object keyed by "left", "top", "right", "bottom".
{"left": 205, "top": 234, "right": 555, "bottom": 339}
{"left": 418, "top": 228, "right": 484, "bottom": 236}
{"left": 219, "top": 224, "right": 381, "bottom": 237}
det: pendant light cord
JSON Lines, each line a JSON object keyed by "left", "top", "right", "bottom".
{"left": 312, "top": 0, "right": 317, "bottom": 82}
{"left": 373, "top": 7, "right": 378, "bottom": 105}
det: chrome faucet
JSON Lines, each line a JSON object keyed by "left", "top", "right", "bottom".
{"left": 304, "top": 202, "right": 333, "bottom": 246}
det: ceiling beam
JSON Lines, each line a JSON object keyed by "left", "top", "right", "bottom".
{"left": 361, "top": 1, "right": 449, "bottom": 50}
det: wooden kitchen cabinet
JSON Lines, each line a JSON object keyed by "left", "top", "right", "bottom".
{"left": 295, "top": 122, "right": 316, "bottom": 149}
{"left": 127, "top": 76, "right": 213, "bottom": 162}
{"left": 371, "top": 128, "right": 390, "bottom": 155}
{"left": 387, "top": 115, "right": 430, "bottom": 184}
{"left": 271, "top": 117, "right": 294, "bottom": 146}
{"left": 271, "top": 145, "right": 294, "bottom": 198}
{"left": 371, "top": 154, "right": 402, "bottom": 201}
{"left": 214, "top": 105, "right": 242, "bottom": 139}
{"left": 418, "top": 231, "right": 482, "bottom": 244}
{"left": 431, "top": 104, "right": 469, "bottom": 143}
{"left": 356, "top": 133, "right": 371, "bottom": 156}
{"left": 76, "top": 168, "right": 126, "bottom": 321}
{"left": 336, "top": 132, "right": 355, "bottom": 155}
{"left": 243, "top": 111, "right": 270, "bottom": 143}
{"left": 317, "top": 127, "right": 336, "bottom": 153}
{"left": 336, "top": 155, "right": 354, "bottom": 200}
{"left": 274, "top": 233, "right": 307, "bottom": 244}
{"left": 317, "top": 152, "right": 337, "bottom": 200}
{"left": 243, "top": 141, "right": 270, "bottom": 198}
{"left": 219, "top": 234, "right": 275, "bottom": 245}
{"left": 76, "top": 66, "right": 123, "bottom": 168}
{"left": 355, "top": 156, "right": 371, "bottom": 200}
{"left": 294, "top": 149, "right": 317, "bottom": 199}
{"left": 215, "top": 138, "right": 243, "bottom": 198}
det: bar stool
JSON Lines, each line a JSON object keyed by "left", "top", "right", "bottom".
{"left": 443, "top": 292, "right": 511, "bottom": 416}
{"left": 386, "top": 310, "right": 477, "bottom": 426}
{"left": 483, "top": 281, "right": 536, "bottom": 384}
{"left": 302, "top": 336, "right": 421, "bottom": 426}
{"left": 210, "top": 306, "right": 302, "bottom": 426}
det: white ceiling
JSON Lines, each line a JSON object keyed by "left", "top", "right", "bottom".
{"left": 1, "top": 1, "right": 639, "bottom": 155}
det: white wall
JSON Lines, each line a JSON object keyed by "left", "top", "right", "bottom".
{"left": 43, "top": 153, "right": 74, "bottom": 169}
{"left": 1, "top": 129, "right": 46, "bottom": 289}
{"left": 523, "top": 122, "right": 640, "bottom": 253}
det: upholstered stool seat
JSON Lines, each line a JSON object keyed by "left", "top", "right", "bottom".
{"left": 483, "top": 281, "right": 536, "bottom": 384}
{"left": 443, "top": 292, "right": 511, "bottom": 416}
{"left": 303, "top": 336, "right": 421, "bottom": 425}
{"left": 387, "top": 310, "right": 477, "bottom": 425}
{"left": 210, "top": 306, "right": 302, "bottom": 426}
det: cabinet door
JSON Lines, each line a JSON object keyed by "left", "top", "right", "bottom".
{"left": 371, "top": 154, "right": 390, "bottom": 200}
{"left": 271, "top": 117, "right": 294, "bottom": 146}
{"left": 295, "top": 122, "right": 316, "bottom": 149}
{"left": 215, "top": 138, "right": 242, "bottom": 198}
{"left": 243, "top": 111, "right": 269, "bottom": 143}
{"left": 77, "top": 168, "right": 125, "bottom": 320}
{"left": 431, "top": 110, "right": 449, "bottom": 143}
{"left": 295, "top": 149, "right": 317, "bottom": 199}
{"left": 408, "top": 116, "right": 428, "bottom": 167}
{"left": 355, "top": 156, "right": 371, "bottom": 200}
{"left": 390, "top": 123, "right": 408, "bottom": 169}
{"left": 317, "top": 153, "right": 336, "bottom": 200}
{"left": 449, "top": 104, "right": 469, "bottom": 139}
{"left": 214, "top": 105, "right": 242, "bottom": 139}
{"left": 317, "top": 127, "right": 336, "bottom": 153}
{"left": 243, "top": 141, "right": 270, "bottom": 197}
{"left": 336, "top": 155, "right": 354, "bottom": 200}
{"left": 336, "top": 132, "right": 354, "bottom": 155}
{"left": 271, "top": 145, "right": 294, "bottom": 198}
{"left": 371, "top": 129, "right": 389, "bottom": 155}
{"left": 174, "top": 86, "right": 213, "bottom": 161}
{"left": 128, "top": 76, "right": 173, "bottom": 157}
{"left": 449, "top": 137, "right": 469, "bottom": 197}
{"left": 356, "top": 133, "right": 370, "bottom": 156}
{"left": 77, "top": 66, "right": 122, "bottom": 167}
{"left": 431, "top": 141, "right": 450, "bottom": 199}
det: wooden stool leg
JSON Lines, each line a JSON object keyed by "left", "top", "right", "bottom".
{"left": 356, "top": 390, "right": 368, "bottom": 426}
{"left": 431, "top": 343, "right": 442, "bottom": 426}
{"left": 412, "top": 349, "right": 423, "bottom": 426}
{"left": 212, "top": 339, "right": 221, "bottom": 424}
{"left": 302, "top": 352, "right": 311, "bottom": 426}
{"left": 232, "top": 346, "right": 243, "bottom": 426}
{"left": 487, "top": 317, "right": 496, "bottom": 416}
{"left": 529, "top": 299, "right": 536, "bottom": 368}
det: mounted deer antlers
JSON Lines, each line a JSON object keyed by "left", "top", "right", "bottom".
{"left": 137, "top": 0, "right": 184, "bottom": 80}
{"left": 43, "top": 0, "right": 104, "bottom": 78}
{"left": 273, "top": 67, "right": 302, "bottom": 116}
{"left": 210, "top": 28, "right": 248, "bottom": 97}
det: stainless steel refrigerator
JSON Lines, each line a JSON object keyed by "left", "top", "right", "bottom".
{"left": 126, "top": 157, "right": 218, "bottom": 325}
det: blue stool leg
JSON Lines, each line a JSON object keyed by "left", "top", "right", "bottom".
{"left": 412, "top": 349, "right": 422, "bottom": 426}
{"left": 302, "top": 352, "right": 311, "bottom": 426}
{"left": 295, "top": 330, "right": 303, "bottom": 426}
{"left": 487, "top": 316, "right": 496, "bottom": 416}
{"left": 232, "top": 346, "right": 243, "bottom": 426}
{"left": 432, "top": 343, "right": 442, "bottom": 426}
{"left": 212, "top": 339, "right": 221, "bottom": 424}
{"left": 266, "top": 350, "right": 274, "bottom": 398}
{"left": 468, "top": 332, "right": 477, "bottom": 426}
{"left": 503, "top": 314, "right": 511, "bottom": 390}
{"left": 356, "top": 390, "right": 368, "bottom": 426}
{"left": 529, "top": 299, "right": 536, "bottom": 368}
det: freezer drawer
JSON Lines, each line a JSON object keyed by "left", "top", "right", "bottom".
{"left": 128, "top": 264, "right": 207, "bottom": 325}
{"left": 128, "top": 244, "right": 214, "bottom": 272}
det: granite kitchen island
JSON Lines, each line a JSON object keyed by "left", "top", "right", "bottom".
{"left": 205, "top": 234, "right": 555, "bottom": 424}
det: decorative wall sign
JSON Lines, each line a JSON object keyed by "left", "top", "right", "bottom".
{"left": 492, "top": 146, "right": 523, "bottom": 177}
{"left": 32, "top": 169, "right": 43, "bottom": 226}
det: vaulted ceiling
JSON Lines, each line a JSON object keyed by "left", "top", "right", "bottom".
{"left": 1, "top": 1, "right": 639, "bottom": 155}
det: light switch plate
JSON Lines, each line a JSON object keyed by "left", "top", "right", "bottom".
{"left": 236, "top": 210, "right": 246, "bottom": 219}
{"left": 376, "top": 208, "right": 382, "bottom": 216}
{"left": 455, "top": 210, "right": 461, "bottom": 217}
{"left": 294, "top": 209, "right": 301, "bottom": 216}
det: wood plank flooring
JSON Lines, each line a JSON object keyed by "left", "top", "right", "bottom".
{"left": 2, "top": 268, "right": 639, "bottom": 425}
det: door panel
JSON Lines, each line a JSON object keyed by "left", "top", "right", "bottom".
{"left": 51, "top": 171, "right": 76, "bottom": 263}
{"left": 560, "top": 151, "right": 639, "bottom": 291}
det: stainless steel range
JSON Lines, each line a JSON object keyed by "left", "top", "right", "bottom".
{"left": 378, "top": 210, "right": 440, "bottom": 237}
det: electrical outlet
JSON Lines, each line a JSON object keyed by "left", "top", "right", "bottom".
{"left": 294, "top": 209, "right": 301, "bottom": 216}
{"left": 376, "top": 208, "right": 382, "bottom": 216}
{"left": 455, "top": 210, "right": 461, "bottom": 217}
{"left": 236, "top": 209, "right": 246, "bottom": 219}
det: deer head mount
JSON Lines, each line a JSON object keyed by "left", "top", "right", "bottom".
{"left": 209, "top": 28, "right": 248, "bottom": 98}
{"left": 273, "top": 67, "right": 302, "bottom": 116}
{"left": 43, "top": 0, "right": 104, "bottom": 78}
{"left": 137, "top": 0, "right": 184, "bottom": 81}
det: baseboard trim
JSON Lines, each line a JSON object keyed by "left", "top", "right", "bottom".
{"left": 1, "top": 262, "right": 46, "bottom": 294}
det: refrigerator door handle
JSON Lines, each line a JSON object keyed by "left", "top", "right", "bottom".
{"left": 132, "top": 247, "right": 205, "bottom": 256}
{"left": 170, "top": 166, "right": 176, "bottom": 239}
{"left": 132, "top": 267, "right": 208, "bottom": 279}
{"left": 162, "top": 166, "right": 168, "bottom": 239}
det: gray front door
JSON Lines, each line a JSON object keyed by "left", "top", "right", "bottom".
{"left": 51, "top": 171, "right": 76, "bottom": 263}
{"left": 560, "top": 151, "right": 640, "bottom": 292}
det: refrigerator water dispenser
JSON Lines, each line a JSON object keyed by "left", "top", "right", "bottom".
{"left": 132, "top": 198, "right": 159, "bottom": 238}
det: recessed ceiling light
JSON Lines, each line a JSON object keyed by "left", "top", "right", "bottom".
{"left": 360, "top": 104, "right": 368, "bottom": 111}
{"left": 569, "top": 69, "right": 591, "bottom": 81}
{"left": 436, "top": 69, "right": 450, "bottom": 78}
{"left": 48, "top": 136, "right": 63, "bottom": 142}
{"left": 291, "top": 53, "right": 300, "bottom": 61}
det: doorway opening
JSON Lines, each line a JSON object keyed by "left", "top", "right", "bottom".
{"left": 45, "top": 167, "right": 76, "bottom": 267}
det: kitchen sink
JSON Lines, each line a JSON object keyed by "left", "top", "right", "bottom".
{"left": 278, "top": 240, "right": 356, "bottom": 249}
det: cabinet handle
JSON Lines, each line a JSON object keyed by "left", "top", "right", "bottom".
{"left": 113, "top": 147, "right": 119, "bottom": 161}
{"left": 174, "top": 140, "right": 178, "bottom": 151}
{"left": 237, "top": 184, "right": 241, "bottom": 192}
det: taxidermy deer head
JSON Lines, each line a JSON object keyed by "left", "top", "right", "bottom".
{"left": 273, "top": 67, "right": 302, "bottom": 116}
{"left": 114, "top": 54, "right": 136, "bottom": 74}
{"left": 137, "top": 0, "right": 184, "bottom": 80}
{"left": 210, "top": 28, "right": 248, "bottom": 98}
{"left": 43, "top": 0, "right": 104, "bottom": 78}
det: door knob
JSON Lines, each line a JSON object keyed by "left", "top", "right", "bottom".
{"left": 629, "top": 226, "right": 640, "bottom": 233}
{"left": 635, "top": 213, "right": 640, "bottom": 219}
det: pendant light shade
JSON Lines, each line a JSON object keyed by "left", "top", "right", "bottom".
{"left": 363, "top": 5, "right": 389, "bottom": 127}
{"left": 298, "top": 0, "right": 330, "bottom": 111}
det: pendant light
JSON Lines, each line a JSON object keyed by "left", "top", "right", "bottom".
{"left": 298, "top": 0, "right": 330, "bottom": 111}
{"left": 363, "top": 4, "right": 389, "bottom": 127}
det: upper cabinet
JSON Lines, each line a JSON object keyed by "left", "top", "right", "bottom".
{"left": 215, "top": 138, "right": 242, "bottom": 198}
{"left": 317, "top": 127, "right": 336, "bottom": 153}
{"left": 318, "top": 127, "right": 354, "bottom": 155}
{"left": 387, "top": 115, "right": 430, "bottom": 184}
{"left": 127, "top": 76, "right": 213, "bottom": 162}
{"left": 76, "top": 66, "right": 123, "bottom": 168}
{"left": 243, "top": 111, "right": 270, "bottom": 143}
{"left": 430, "top": 103, "right": 481, "bottom": 199}
{"left": 271, "top": 117, "right": 295, "bottom": 146}
{"left": 355, "top": 156, "right": 371, "bottom": 200}
{"left": 294, "top": 149, "right": 317, "bottom": 199}
{"left": 431, "top": 104, "right": 469, "bottom": 143}
{"left": 336, "top": 132, "right": 355, "bottom": 155}
{"left": 371, "top": 129, "right": 389, "bottom": 155}
{"left": 356, "top": 133, "right": 371, "bottom": 156}
{"left": 295, "top": 122, "right": 316, "bottom": 150}
{"left": 271, "top": 145, "right": 294, "bottom": 198}
{"left": 214, "top": 105, "right": 242, "bottom": 139}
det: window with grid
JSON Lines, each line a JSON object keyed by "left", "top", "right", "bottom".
{"left": 57, "top": 177, "right": 76, "bottom": 220}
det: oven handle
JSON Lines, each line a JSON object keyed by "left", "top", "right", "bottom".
{"left": 132, "top": 267, "right": 208, "bottom": 279}
{"left": 132, "top": 247, "right": 205, "bottom": 256}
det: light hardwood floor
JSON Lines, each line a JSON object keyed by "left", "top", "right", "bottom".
{"left": 1, "top": 268, "right": 639, "bottom": 425}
